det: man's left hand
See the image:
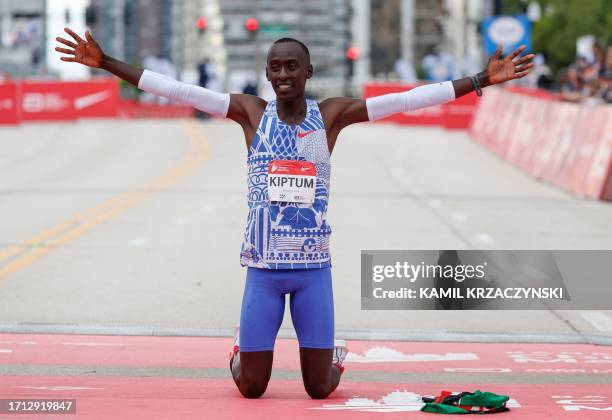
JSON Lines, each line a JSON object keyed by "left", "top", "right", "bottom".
{"left": 486, "top": 45, "right": 535, "bottom": 85}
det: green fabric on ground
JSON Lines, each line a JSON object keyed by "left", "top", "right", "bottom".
{"left": 422, "top": 403, "right": 470, "bottom": 414}
{"left": 459, "top": 390, "right": 509, "bottom": 408}
{"left": 421, "top": 390, "right": 510, "bottom": 414}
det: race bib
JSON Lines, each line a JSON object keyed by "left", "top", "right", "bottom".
{"left": 268, "top": 160, "right": 317, "bottom": 203}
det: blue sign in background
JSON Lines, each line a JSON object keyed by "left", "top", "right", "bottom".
{"left": 482, "top": 14, "right": 532, "bottom": 56}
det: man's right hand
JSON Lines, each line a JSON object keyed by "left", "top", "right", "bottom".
{"left": 55, "top": 27, "right": 104, "bottom": 68}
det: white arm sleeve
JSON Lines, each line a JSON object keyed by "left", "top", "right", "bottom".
{"left": 138, "top": 69, "right": 230, "bottom": 117}
{"left": 365, "top": 81, "right": 455, "bottom": 121}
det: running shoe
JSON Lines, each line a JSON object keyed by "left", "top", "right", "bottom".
{"left": 332, "top": 339, "right": 349, "bottom": 375}
{"left": 229, "top": 325, "right": 240, "bottom": 376}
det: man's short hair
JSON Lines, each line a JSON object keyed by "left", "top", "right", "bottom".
{"left": 271, "top": 37, "right": 310, "bottom": 60}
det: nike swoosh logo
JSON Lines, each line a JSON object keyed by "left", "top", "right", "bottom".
{"left": 74, "top": 90, "right": 112, "bottom": 110}
{"left": 297, "top": 130, "right": 316, "bottom": 138}
{"left": 301, "top": 166, "right": 314, "bottom": 172}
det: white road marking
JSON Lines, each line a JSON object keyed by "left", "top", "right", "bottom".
{"left": 445, "top": 367, "right": 511, "bottom": 373}
{"left": 426, "top": 199, "right": 442, "bottom": 208}
{"left": 59, "top": 342, "right": 126, "bottom": 347}
{"left": 312, "top": 390, "right": 424, "bottom": 412}
{"left": 128, "top": 238, "right": 148, "bottom": 247}
{"left": 0, "top": 126, "right": 59, "bottom": 170}
{"left": 0, "top": 349, "right": 13, "bottom": 353}
{"left": 451, "top": 212, "right": 468, "bottom": 222}
{"left": 13, "top": 386, "right": 103, "bottom": 391}
{"left": 473, "top": 232, "right": 495, "bottom": 245}
{"left": 173, "top": 217, "right": 190, "bottom": 226}
{"left": 581, "top": 312, "right": 612, "bottom": 332}
{"left": 312, "top": 390, "right": 520, "bottom": 412}
{"left": 346, "top": 346, "right": 478, "bottom": 363}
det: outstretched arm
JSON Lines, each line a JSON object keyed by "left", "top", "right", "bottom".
{"left": 55, "top": 27, "right": 265, "bottom": 140}
{"left": 320, "top": 44, "right": 535, "bottom": 139}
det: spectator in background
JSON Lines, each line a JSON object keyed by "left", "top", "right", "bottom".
{"left": 600, "top": 46, "right": 612, "bottom": 103}
{"left": 592, "top": 43, "right": 606, "bottom": 76}
{"left": 421, "top": 50, "right": 455, "bottom": 82}
{"left": 525, "top": 53, "right": 553, "bottom": 90}
{"left": 198, "top": 58, "right": 210, "bottom": 89}
{"left": 394, "top": 58, "right": 418, "bottom": 84}
{"left": 558, "top": 43, "right": 610, "bottom": 104}
{"left": 242, "top": 80, "right": 257, "bottom": 96}
{"left": 582, "top": 44, "right": 602, "bottom": 82}
{"left": 604, "top": 47, "right": 612, "bottom": 79}
{"left": 197, "top": 58, "right": 210, "bottom": 119}
{"left": 561, "top": 65, "right": 583, "bottom": 102}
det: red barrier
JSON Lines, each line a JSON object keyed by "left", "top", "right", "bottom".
{"left": 0, "top": 79, "right": 197, "bottom": 124}
{"left": 506, "top": 85, "right": 559, "bottom": 100}
{"left": 561, "top": 106, "right": 608, "bottom": 195}
{"left": 542, "top": 103, "right": 579, "bottom": 187}
{"left": 469, "top": 87, "right": 502, "bottom": 146}
{"left": 117, "top": 100, "right": 195, "bottom": 119}
{"left": 442, "top": 92, "right": 480, "bottom": 129}
{"left": 584, "top": 109, "right": 612, "bottom": 200}
{"left": 506, "top": 95, "right": 540, "bottom": 168}
{"left": 494, "top": 91, "right": 524, "bottom": 158}
{"left": 469, "top": 87, "right": 612, "bottom": 201}
{"left": 514, "top": 97, "right": 550, "bottom": 173}
{"left": 0, "top": 83, "right": 20, "bottom": 124}
{"left": 363, "top": 82, "right": 479, "bottom": 129}
{"left": 20, "top": 79, "right": 119, "bottom": 121}
{"left": 1, "top": 79, "right": 119, "bottom": 123}
{"left": 525, "top": 100, "right": 557, "bottom": 178}
{"left": 20, "top": 81, "right": 77, "bottom": 121}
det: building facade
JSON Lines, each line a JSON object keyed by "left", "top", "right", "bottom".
{"left": 0, "top": 0, "right": 46, "bottom": 77}
{"left": 86, "top": 0, "right": 351, "bottom": 94}
{"left": 82, "top": 0, "right": 489, "bottom": 92}
{"left": 370, "top": 0, "right": 489, "bottom": 80}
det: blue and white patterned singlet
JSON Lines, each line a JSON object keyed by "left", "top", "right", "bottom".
{"left": 240, "top": 99, "right": 331, "bottom": 269}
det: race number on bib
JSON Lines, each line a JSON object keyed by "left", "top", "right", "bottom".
{"left": 268, "top": 160, "right": 317, "bottom": 203}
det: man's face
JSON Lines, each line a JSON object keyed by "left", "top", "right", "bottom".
{"left": 266, "top": 42, "right": 312, "bottom": 101}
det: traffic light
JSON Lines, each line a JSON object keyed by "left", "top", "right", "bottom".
{"left": 245, "top": 17, "right": 259, "bottom": 33}
{"left": 346, "top": 46, "right": 361, "bottom": 77}
{"left": 346, "top": 46, "right": 360, "bottom": 79}
{"left": 346, "top": 46, "right": 360, "bottom": 61}
{"left": 197, "top": 17, "right": 208, "bottom": 35}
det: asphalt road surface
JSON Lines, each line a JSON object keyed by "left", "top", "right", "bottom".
{"left": 1, "top": 118, "right": 612, "bottom": 343}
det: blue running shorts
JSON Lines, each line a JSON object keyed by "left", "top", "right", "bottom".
{"left": 239, "top": 267, "right": 334, "bottom": 352}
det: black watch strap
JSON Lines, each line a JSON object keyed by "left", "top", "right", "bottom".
{"left": 470, "top": 75, "right": 483, "bottom": 97}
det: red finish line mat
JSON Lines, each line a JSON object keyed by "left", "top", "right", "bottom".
{"left": 2, "top": 334, "right": 612, "bottom": 418}
{"left": 1, "top": 377, "right": 612, "bottom": 419}
{"left": 2, "top": 334, "right": 612, "bottom": 374}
